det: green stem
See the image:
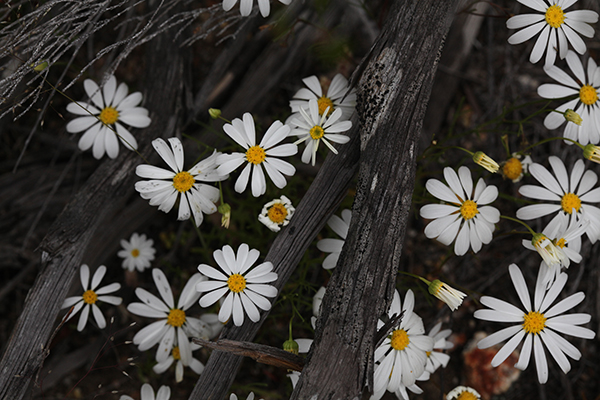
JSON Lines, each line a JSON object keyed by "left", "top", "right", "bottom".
{"left": 398, "top": 271, "right": 431, "bottom": 286}
{"left": 500, "top": 215, "right": 535, "bottom": 235}
{"left": 520, "top": 136, "right": 583, "bottom": 154}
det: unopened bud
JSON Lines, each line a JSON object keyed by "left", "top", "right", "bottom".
{"left": 583, "top": 144, "right": 600, "bottom": 164}
{"left": 209, "top": 108, "right": 221, "bottom": 119}
{"left": 564, "top": 109, "right": 582, "bottom": 126}
{"left": 283, "top": 339, "right": 299, "bottom": 355}
{"left": 473, "top": 151, "right": 499, "bottom": 173}
{"left": 218, "top": 203, "right": 231, "bottom": 228}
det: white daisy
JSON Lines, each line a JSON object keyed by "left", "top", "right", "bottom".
{"left": 117, "top": 232, "right": 156, "bottom": 272}
{"left": 258, "top": 195, "right": 295, "bottom": 232}
{"left": 506, "top": 0, "right": 598, "bottom": 68}
{"left": 316, "top": 209, "right": 351, "bottom": 270}
{"left": 120, "top": 384, "right": 171, "bottom": 400}
{"left": 196, "top": 243, "right": 278, "bottom": 326}
{"left": 523, "top": 212, "right": 588, "bottom": 287}
{"left": 290, "top": 99, "right": 352, "bottom": 166}
{"left": 474, "top": 263, "right": 595, "bottom": 384}
{"left": 373, "top": 289, "right": 434, "bottom": 393}
{"left": 216, "top": 113, "right": 297, "bottom": 197}
{"left": 222, "top": 0, "right": 292, "bottom": 17}
{"left": 420, "top": 166, "right": 500, "bottom": 256}
{"left": 135, "top": 138, "right": 228, "bottom": 227}
{"left": 516, "top": 156, "right": 600, "bottom": 243}
{"left": 153, "top": 336, "right": 205, "bottom": 383}
{"left": 229, "top": 393, "right": 262, "bottom": 400}
{"left": 446, "top": 386, "right": 480, "bottom": 400}
{"left": 371, "top": 371, "right": 429, "bottom": 400}
{"left": 289, "top": 74, "right": 356, "bottom": 121}
{"left": 425, "top": 322, "right": 453, "bottom": 374}
{"left": 61, "top": 264, "right": 122, "bottom": 331}
{"left": 127, "top": 270, "right": 214, "bottom": 363}
{"left": 501, "top": 153, "right": 532, "bottom": 182}
{"left": 538, "top": 51, "right": 600, "bottom": 144}
{"left": 428, "top": 279, "right": 467, "bottom": 311}
{"left": 66, "top": 75, "right": 151, "bottom": 159}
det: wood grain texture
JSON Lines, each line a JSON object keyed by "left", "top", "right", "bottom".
{"left": 290, "top": 1, "right": 460, "bottom": 399}
{"left": 0, "top": 28, "right": 188, "bottom": 400}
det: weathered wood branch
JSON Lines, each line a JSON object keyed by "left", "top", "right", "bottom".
{"left": 0, "top": 28, "right": 189, "bottom": 400}
{"left": 192, "top": 338, "right": 305, "bottom": 372}
{"left": 290, "top": 1, "right": 460, "bottom": 399}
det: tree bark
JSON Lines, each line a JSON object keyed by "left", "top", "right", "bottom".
{"left": 290, "top": 1, "right": 460, "bottom": 399}
{"left": 0, "top": 28, "right": 188, "bottom": 400}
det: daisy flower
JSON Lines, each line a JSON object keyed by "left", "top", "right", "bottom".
{"left": 66, "top": 75, "right": 151, "bottom": 159}
{"left": 506, "top": 0, "right": 598, "bottom": 68}
{"left": 118, "top": 232, "right": 156, "bottom": 272}
{"left": 290, "top": 99, "right": 352, "bottom": 166}
{"left": 420, "top": 166, "right": 500, "bottom": 256}
{"left": 153, "top": 336, "right": 205, "bottom": 382}
{"left": 474, "top": 264, "right": 595, "bottom": 384}
{"left": 501, "top": 153, "right": 532, "bottom": 182}
{"left": 373, "top": 289, "right": 434, "bottom": 393}
{"left": 258, "top": 195, "right": 295, "bottom": 232}
{"left": 538, "top": 51, "right": 600, "bottom": 144}
{"left": 229, "top": 393, "right": 262, "bottom": 400}
{"left": 371, "top": 371, "right": 430, "bottom": 400}
{"left": 313, "top": 286, "right": 326, "bottom": 317}
{"left": 135, "top": 138, "right": 227, "bottom": 227}
{"left": 425, "top": 322, "right": 453, "bottom": 374}
{"left": 523, "top": 212, "right": 588, "bottom": 287}
{"left": 196, "top": 244, "right": 278, "bottom": 326}
{"left": 120, "top": 384, "right": 170, "bottom": 400}
{"left": 428, "top": 279, "right": 467, "bottom": 311}
{"left": 127, "top": 270, "right": 213, "bottom": 363}
{"left": 446, "top": 386, "right": 480, "bottom": 400}
{"left": 61, "top": 264, "right": 122, "bottom": 331}
{"left": 516, "top": 156, "right": 600, "bottom": 243}
{"left": 289, "top": 74, "right": 356, "bottom": 121}
{"left": 222, "top": 0, "right": 291, "bottom": 17}
{"left": 316, "top": 209, "right": 351, "bottom": 270}
{"left": 216, "top": 113, "right": 297, "bottom": 197}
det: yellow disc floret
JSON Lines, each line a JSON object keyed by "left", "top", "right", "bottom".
{"left": 172, "top": 346, "right": 181, "bottom": 360}
{"left": 82, "top": 289, "right": 98, "bottom": 305}
{"left": 167, "top": 309, "right": 186, "bottom": 327}
{"left": 523, "top": 311, "right": 546, "bottom": 334}
{"left": 317, "top": 96, "right": 334, "bottom": 116}
{"left": 579, "top": 85, "right": 598, "bottom": 106}
{"left": 227, "top": 273, "right": 246, "bottom": 293}
{"left": 131, "top": 249, "right": 140, "bottom": 258}
{"left": 545, "top": 5, "right": 565, "bottom": 28}
{"left": 561, "top": 192, "right": 581, "bottom": 214}
{"left": 310, "top": 126, "right": 325, "bottom": 140}
{"left": 99, "top": 106, "right": 120, "bottom": 125}
{"left": 173, "top": 171, "right": 194, "bottom": 193}
{"left": 457, "top": 392, "right": 478, "bottom": 400}
{"left": 460, "top": 200, "right": 478, "bottom": 220}
{"left": 245, "top": 145, "right": 266, "bottom": 165}
{"left": 268, "top": 204, "right": 288, "bottom": 224}
{"left": 390, "top": 329, "right": 410, "bottom": 351}
{"left": 503, "top": 157, "right": 523, "bottom": 181}
{"left": 555, "top": 238, "right": 566, "bottom": 248}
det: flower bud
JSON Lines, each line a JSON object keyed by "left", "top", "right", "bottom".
{"left": 564, "top": 109, "right": 582, "bottom": 126}
{"left": 473, "top": 151, "right": 499, "bottom": 173}
{"left": 208, "top": 108, "right": 221, "bottom": 119}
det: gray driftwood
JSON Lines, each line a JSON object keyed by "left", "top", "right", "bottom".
{"left": 291, "top": 1, "right": 460, "bottom": 398}
{"left": 0, "top": 28, "right": 189, "bottom": 400}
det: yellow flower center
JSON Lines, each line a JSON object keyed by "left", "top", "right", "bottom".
{"left": 268, "top": 203, "right": 288, "bottom": 224}
{"left": 460, "top": 200, "right": 478, "bottom": 220}
{"left": 227, "top": 273, "right": 246, "bottom": 293}
{"left": 99, "top": 106, "right": 119, "bottom": 125}
{"left": 167, "top": 309, "right": 186, "bottom": 327}
{"left": 545, "top": 5, "right": 565, "bottom": 28}
{"left": 523, "top": 311, "right": 546, "bottom": 334}
{"left": 245, "top": 145, "right": 266, "bottom": 165}
{"left": 82, "top": 290, "right": 98, "bottom": 305}
{"left": 457, "top": 392, "right": 478, "bottom": 400}
{"left": 172, "top": 171, "right": 194, "bottom": 193}
{"left": 310, "top": 126, "right": 325, "bottom": 140}
{"left": 131, "top": 249, "right": 140, "bottom": 258}
{"left": 503, "top": 157, "right": 523, "bottom": 181}
{"left": 426, "top": 351, "right": 432, "bottom": 357}
{"left": 555, "top": 238, "right": 566, "bottom": 248}
{"left": 317, "top": 96, "right": 334, "bottom": 116}
{"left": 172, "top": 346, "right": 181, "bottom": 360}
{"left": 561, "top": 192, "right": 581, "bottom": 214}
{"left": 579, "top": 85, "right": 598, "bottom": 106}
{"left": 390, "top": 329, "right": 410, "bottom": 351}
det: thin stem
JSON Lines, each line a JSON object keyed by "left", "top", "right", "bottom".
{"left": 398, "top": 271, "right": 431, "bottom": 286}
{"left": 500, "top": 215, "right": 535, "bottom": 235}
